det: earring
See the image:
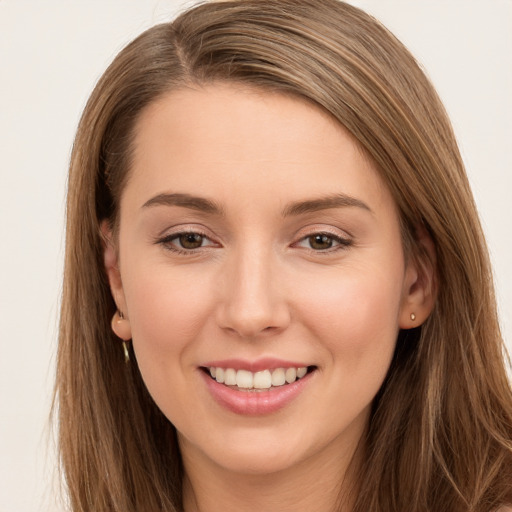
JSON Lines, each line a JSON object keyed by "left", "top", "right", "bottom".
{"left": 118, "top": 311, "right": 130, "bottom": 363}
{"left": 112, "top": 310, "right": 131, "bottom": 363}
{"left": 410, "top": 312, "right": 416, "bottom": 321}
{"left": 122, "top": 340, "right": 130, "bottom": 364}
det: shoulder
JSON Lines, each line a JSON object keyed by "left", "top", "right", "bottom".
{"left": 496, "top": 507, "right": 512, "bottom": 512}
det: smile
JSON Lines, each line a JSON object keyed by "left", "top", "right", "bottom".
{"left": 199, "top": 357, "right": 318, "bottom": 415}
{"left": 207, "top": 366, "right": 311, "bottom": 391}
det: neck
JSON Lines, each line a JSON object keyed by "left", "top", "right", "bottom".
{"left": 180, "top": 434, "right": 363, "bottom": 512}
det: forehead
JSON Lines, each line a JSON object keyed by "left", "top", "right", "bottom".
{"left": 126, "top": 83, "right": 391, "bottom": 214}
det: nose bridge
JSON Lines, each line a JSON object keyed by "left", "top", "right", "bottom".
{"left": 216, "top": 240, "right": 289, "bottom": 337}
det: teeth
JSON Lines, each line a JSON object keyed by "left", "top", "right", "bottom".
{"left": 208, "top": 366, "right": 310, "bottom": 390}
{"left": 297, "top": 367, "right": 307, "bottom": 378}
{"left": 285, "top": 367, "right": 297, "bottom": 383}
{"left": 224, "top": 368, "right": 237, "bottom": 386}
{"left": 253, "top": 370, "right": 272, "bottom": 389}
{"left": 236, "top": 369, "right": 253, "bottom": 389}
{"left": 271, "top": 368, "right": 286, "bottom": 386}
{"left": 215, "top": 367, "right": 225, "bottom": 384}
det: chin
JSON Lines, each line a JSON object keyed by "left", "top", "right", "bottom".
{"left": 179, "top": 424, "right": 315, "bottom": 476}
{"left": 211, "top": 446, "right": 304, "bottom": 476}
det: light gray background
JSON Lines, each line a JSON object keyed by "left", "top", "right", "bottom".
{"left": 1, "top": 1, "right": 510, "bottom": 510}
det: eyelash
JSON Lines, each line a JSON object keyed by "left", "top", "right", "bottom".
{"left": 294, "top": 231, "right": 352, "bottom": 253}
{"left": 155, "top": 230, "right": 352, "bottom": 255}
{"left": 156, "top": 230, "right": 216, "bottom": 255}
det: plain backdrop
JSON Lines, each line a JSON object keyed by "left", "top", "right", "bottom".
{"left": 0, "top": 1, "right": 510, "bottom": 510}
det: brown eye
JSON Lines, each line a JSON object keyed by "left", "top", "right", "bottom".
{"left": 308, "top": 234, "right": 334, "bottom": 250}
{"left": 157, "top": 230, "right": 218, "bottom": 254}
{"left": 179, "top": 233, "right": 204, "bottom": 249}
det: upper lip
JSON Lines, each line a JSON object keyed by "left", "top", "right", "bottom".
{"left": 201, "top": 357, "right": 312, "bottom": 373}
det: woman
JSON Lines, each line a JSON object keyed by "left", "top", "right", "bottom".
{"left": 55, "top": 0, "right": 512, "bottom": 510}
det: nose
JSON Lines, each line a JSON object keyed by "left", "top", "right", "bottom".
{"left": 215, "top": 245, "right": 291, "bottom": 339}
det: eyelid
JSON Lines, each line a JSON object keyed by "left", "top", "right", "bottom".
{"left": 154, "top": 222, "right": 212, "bottom": 239}
{"left": 292, "top": 224, "right": 352, "bottom": 241}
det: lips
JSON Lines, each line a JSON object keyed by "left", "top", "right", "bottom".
{"left": 200, "top": 359, "right": 316, "bottom": 415}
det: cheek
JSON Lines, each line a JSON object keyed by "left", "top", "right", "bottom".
{"left": 120, "top": 264, "right": 219, "bottom": 420}
{"left": 122, "top": 263, "right": 216, "bottom": 363}
{"left": 296, "top": 261, "right": 404, "bottom": 362}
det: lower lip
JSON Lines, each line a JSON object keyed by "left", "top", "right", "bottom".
{"left": 200, "top": 369, "right": 314, "bottom": 415}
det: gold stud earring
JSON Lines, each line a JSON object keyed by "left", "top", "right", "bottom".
{"left": 410, "top": 313, "right": 416, "bottom": 321}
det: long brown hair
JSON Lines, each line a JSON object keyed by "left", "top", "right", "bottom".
{"left": 55, "top": 1, "right": 512, "bottom": 510}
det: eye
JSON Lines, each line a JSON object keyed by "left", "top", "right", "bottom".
{"left": 296, "top": 232, "right": 351, "bottom": 251}
{"left": 157, "top": 230, "right": 217, "bottom": 253}
{"left": 308, "top": 234, "right": 336, "bottom": 250}
{"left": 176, "top": 232, "right": 207, "bottom": 250}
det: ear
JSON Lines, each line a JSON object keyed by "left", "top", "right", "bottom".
{"left": 101, "top": 220, "right": 132, "bottom": 341}
{"left": 398, "top": 227, "right": 437, "bottom": 329}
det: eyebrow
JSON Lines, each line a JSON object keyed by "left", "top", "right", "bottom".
{"left": 281, "top": 193, "right": 372, "bottom": 216}
{"left": 142, "top": 193, "right": 224, "bottom": 215}
{"left": 141, "top": 192, "right": 372, "bottom": 217}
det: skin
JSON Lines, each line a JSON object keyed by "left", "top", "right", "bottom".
{"left": 105, "top": 84, "right": 435, "bottom": 512}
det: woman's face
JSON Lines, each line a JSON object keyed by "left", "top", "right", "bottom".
{"left": 106, "top": 84, "right": 424, "bottom": 476}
